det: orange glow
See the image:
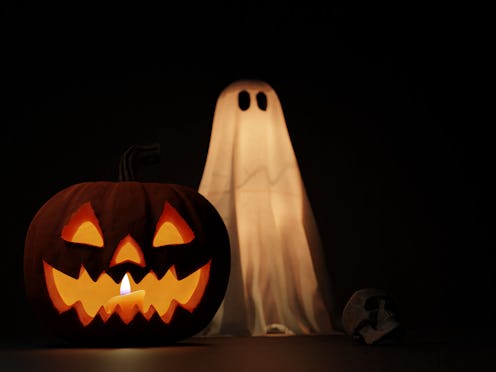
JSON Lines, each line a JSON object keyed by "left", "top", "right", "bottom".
{"left": 43, "top": 260, "right": 211, "bottom": 326}
{"left": 61, "top": 202, "right": 104, "bottom": 247}
{"left": 153, "top": 202, "right": 194, "bottom": 247}
{"left": 110, "top": 235, "right": 146, "bottom": 268}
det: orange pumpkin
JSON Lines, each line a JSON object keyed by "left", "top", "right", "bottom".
{"left": 24, "top": 144, "right": 230, "bottom": 345}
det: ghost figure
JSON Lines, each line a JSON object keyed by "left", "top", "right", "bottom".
{"left": 198, "top": 80, "right": 333, "bottom": 336}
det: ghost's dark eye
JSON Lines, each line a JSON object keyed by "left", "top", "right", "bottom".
{"left": 256, "top": 92, "right": 267, "bottom": 111}
{"left": 238, "top": 91, "right": 250, "bottom": 111}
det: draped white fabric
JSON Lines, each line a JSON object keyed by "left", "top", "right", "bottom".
{"left": 198, "top": 80, "right": 333, "bottom": 336}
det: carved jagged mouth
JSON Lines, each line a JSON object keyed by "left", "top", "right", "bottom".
{"left": 43, "top": 260, "right": 211, "bottom": 326}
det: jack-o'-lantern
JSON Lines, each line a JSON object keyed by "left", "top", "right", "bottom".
{"left": 24, "top": 144, "right": 230, "bottom": 345}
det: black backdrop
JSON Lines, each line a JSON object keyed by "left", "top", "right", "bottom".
{"left": 1, "top": 4, "right": 490, "bottom": 345}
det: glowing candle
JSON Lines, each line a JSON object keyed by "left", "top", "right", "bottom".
{"left": 121, "top": 272, "right": 131, "bottom": 295}
{"left": 104, "top": 273, "right": 145, "bottom": 319}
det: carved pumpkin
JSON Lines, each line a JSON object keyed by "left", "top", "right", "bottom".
{"left": 24, "top": 144, "right": 230, "bottom": 345}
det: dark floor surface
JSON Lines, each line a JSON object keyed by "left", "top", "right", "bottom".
{"left": 1, "top": 334, "right": 493, "bottom": 372}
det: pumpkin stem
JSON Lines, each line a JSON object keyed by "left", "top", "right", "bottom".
{"left": 118, "top": 143, "right": 161, "bottom": 181}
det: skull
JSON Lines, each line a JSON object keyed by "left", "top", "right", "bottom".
{"left": 341, "top": 288, "right": 400, "bottom": 344}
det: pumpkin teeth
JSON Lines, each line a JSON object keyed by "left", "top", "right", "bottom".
{"left": 98, "top": 306, "right": 111, "bottom": 323}
{"left": 114, "top": 303, "right": 142, "bottom": 325}
{"left": 43, "top": 260, "right": 211, "bottom": 326}
{"left": 72, "top": 301, "right": 95, "bottom": 327}
{"left": 143, "top": 305, "right": 157, "bottom": 321}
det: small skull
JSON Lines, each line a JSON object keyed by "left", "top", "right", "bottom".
{"left": 341, "top": 288, "right": 400, "bottom": 345}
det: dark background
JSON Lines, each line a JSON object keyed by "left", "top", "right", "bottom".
{"left": 1, "top": 4, "right": 491, "bottom": 345}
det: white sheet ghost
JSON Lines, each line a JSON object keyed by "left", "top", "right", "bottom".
{"left": 198, "top": 80, "right": 333, "bottom": 336}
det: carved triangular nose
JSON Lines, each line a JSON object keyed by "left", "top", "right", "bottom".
{"left": 110, "top": 234, "right": 146, "bottom": 267}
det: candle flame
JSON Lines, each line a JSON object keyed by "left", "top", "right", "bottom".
{"left": 120, "top": 273, "right": 131, "bottom": 295}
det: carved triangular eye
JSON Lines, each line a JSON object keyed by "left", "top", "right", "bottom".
{"left": 153, "top": 202, "right": 194, "bottom": 247}
{"left": 61, "top": 202, "right": 104, "bottom": 247}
